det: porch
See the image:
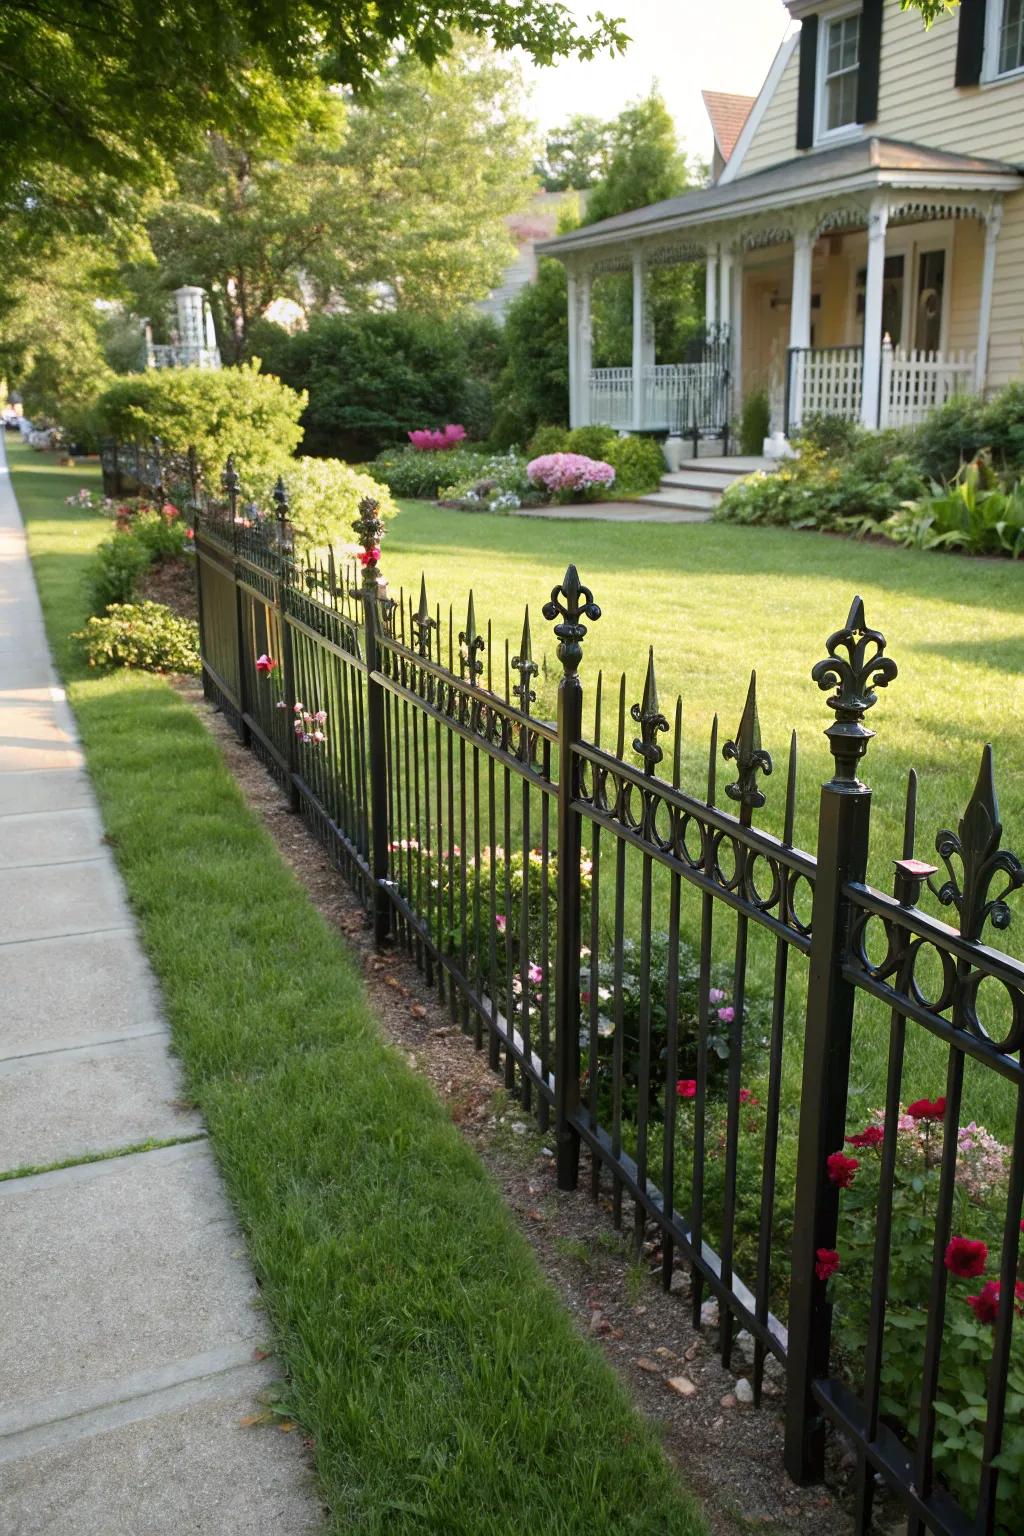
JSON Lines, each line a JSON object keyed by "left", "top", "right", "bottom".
{"left": 540, "top": 137, "right": 1022, "bottom": 441}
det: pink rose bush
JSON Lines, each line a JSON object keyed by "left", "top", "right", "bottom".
{"left": 408, "top": 424, "right": 467, "bottom": 452}
{"left": 526, "top": 452, "right": 616, "bottom": 503}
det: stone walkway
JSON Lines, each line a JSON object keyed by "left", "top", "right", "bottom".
{"left": 0, "top": 434, "right": 322, "bottom": 1533}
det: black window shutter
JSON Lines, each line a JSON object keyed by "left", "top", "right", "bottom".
{"left": 796, "top": 14, "right": 820, "bottom": 150}
{"left": 857, "top": 0, "right": 884, "bottom": 122}
{"left": 955, "top": 0, "right": 987, "bottom": 87}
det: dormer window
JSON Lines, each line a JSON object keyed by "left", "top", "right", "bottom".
{"left": 822, "top": 10, "right": 862, "bottom": 131}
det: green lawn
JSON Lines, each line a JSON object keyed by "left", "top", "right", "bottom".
{"left": 9, "top": 437, "right": 707, "bottom": 1536}
{"left": 380, "top": 500, "right": 1024, "bottom": 1145}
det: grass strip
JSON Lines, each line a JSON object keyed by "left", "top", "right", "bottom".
{"left": 10, "top": 436, "right": 706, "bottom": 1534}
{"left": 0, "top": 1132, "right": 206, "bottom": 1183}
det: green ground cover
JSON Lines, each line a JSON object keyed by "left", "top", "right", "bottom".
{"left": 10, "top": 437, "right": 707, "bottom": 1536}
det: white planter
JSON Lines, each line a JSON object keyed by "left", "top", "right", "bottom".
{"left": 662, "top": 434, "right": 683, "bottom": 473}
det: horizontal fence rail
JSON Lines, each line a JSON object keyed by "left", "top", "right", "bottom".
{"left": 179, "top": 442, "right": 1024, "bottom": 1536}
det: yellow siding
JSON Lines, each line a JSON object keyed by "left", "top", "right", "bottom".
{"left": 735, "top": 3, "right": 1024, "bottom": 386}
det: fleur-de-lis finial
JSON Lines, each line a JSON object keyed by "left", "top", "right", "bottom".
{"left": 811, "top": 596, "right": 897, "bottom": 783}
{"left": 542, "top": 565, "right": 600, "bottom": 679}
{"left": 929, "top": 745, "right": 1023, "bottom": 942}
{"left": 723, "top": 670, "right": 772, "bottom": 816}
{"left": 630, "top": 647, "right": 669, "bottom": 772}
{"left": 459, "top": 591, "right": 485, "bottom": 680}
{"left": 511, "top": 607, "right": 539, "bottom": 709}
{"left": 411, "top": 574, "right": 437, "bottom": 659}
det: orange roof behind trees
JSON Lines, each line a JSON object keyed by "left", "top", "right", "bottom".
{"left": 701, "top": 90, "right": 755, "bottom": 165}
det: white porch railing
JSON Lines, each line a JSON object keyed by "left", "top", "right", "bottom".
{"left": 788, "top": 347, "right": 864, "bottom": 428}
{"left": 588, "top": 367, "right": 634, "bottom": 429}
{"left": 147, "top": 343, "right": 221, "bottom": 370}
{"left": 882, "top": 346, "right": 976, "bottom": 429}
{"left": 788, "top": 343, "right": 977, "bottom": 431}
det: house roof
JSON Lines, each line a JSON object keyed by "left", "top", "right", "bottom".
{"left": 537, "top": 137, "right": 1023, "bottom": 258}
{"left": 702, "top": 91, "right": 756, "bottom": 165}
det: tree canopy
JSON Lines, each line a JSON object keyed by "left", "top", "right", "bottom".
{"left": 0, "top": 1, "right": 625, "bottom": 242}
{"left": 131, "top": 40, "right": 535, "bottom": 359}
{"left": 535, "top": 116, "right": 612, "bottom": 191}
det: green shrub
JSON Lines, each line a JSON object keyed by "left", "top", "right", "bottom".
{"left": 93, "top": 362, "right": 306, "bottom": 485}
{"left": 371, "top": 446, "right": 493, "bottom": 500}
{"left": 979, "top": 381, "right": 1024, "bottom": 473}
{"left": 794, "top": 412, "right": 862, "bottom": 455}
{"left": 249, "top": 312, "right": 505, "bottom": 461}
{"left": 249, "top": 457, "right": 396, "bottom": 548}
{"left": 566, "top": 424, "right": 617, "bottom": 460}
{"left": 739, "top": 390, "right": 771, "bottom": 455}
{"left": 910, "top": 395, "right": 987, "bottom": 483}
{"left": 89, "top": 532, "right": 152, "bottom": 611}
{"left": 603, "top": 434, "right": 663, "bottom": 494}
{"left": 526, "top": 425, "right": 570, "bottom": 458}
{"left": 717, "top": 436, "right": 926, "bottom": 532}
{"left": 74, "top": 601, "right": 200, "bottom": 673}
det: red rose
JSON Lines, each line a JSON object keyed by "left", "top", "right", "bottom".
{"left": 815, "top": 1249, "right": 841, "bottom": 1282}
{"left": 739, "top": 1088, "right": 758, "bottom": 1105}
{"left": 255, "top": 653, "right": 277, "bottom": 674}
{"left": 907, "top": 1097, "right": 946, "bottom": 1122}
{"left": 826, "top": 1152, "right": 859, "bottom": 1188}
{"left": 846, "top": 1125, "right": 885, "bottom": 1148}
{"left": 676, "top": 1079, "right": 697, "bottom": 1099}
{"left": 967, "top": 1280, "right": 1024, "bottom": 1326}
{"left": 944, "top": 1236, "right": 988, "bottom": 1279}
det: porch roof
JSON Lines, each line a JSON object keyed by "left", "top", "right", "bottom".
{"left": 537, "top": 137, "right": 1023, "bottom": 259}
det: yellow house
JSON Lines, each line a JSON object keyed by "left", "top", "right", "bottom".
{"left": 539, "top": 0, "right": 1024, "bottom": 439}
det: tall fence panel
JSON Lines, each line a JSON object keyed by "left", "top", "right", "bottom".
{"left": 188, "top": 459, "right": 1024, "bottom": 1536}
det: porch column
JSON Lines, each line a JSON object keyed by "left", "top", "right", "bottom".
{"left": 567, "top": 268, "right": 580, "bottom": 427}
{"left": 788, "top": 225, "right": 814, "bottom": 352}
{"left": 860, "top": 197, "right": 890, "bottom": 428}
{"left": 975, "top": 202, "right": 1003, "bottom": 395}
{"left": 578, "top": 267, "right": 593, "bottom": 426}
{"left": 719, "top": 246, "right": 734, "bottom": 334}
{"left": 632, "top": 247, "right": 646, "bottom": 431}
{"left": 730, "top": 254, "right": 744, "bottom": 417}
{"left": 705, "top": 243, "right": 719, "bottom": 332}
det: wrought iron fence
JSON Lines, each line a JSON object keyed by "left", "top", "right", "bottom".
{"left": 100, "top": 436, "right": 202, "bottom": 509}
{"left": 186, "top": 452, "right": 1023, "bottom": 1536}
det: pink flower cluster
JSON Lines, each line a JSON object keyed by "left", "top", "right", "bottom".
{"left": 293, "top": 701, "right": 327, "bottom": 746}
{"left": 526, "top": 453, "right": 616, "bottom": 497}
{"left": 408, "top": 424, "right": 467, "bottom": 451}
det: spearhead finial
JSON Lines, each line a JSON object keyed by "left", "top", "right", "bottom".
{"left": 812, "top": 595, "right": 897, "bottom": 783}
{"left": 222, "top": 455, "right": 240, "bottom": 515}
{"left": 542, "top": 565, "right": 600, "bottom": 679}
{"left": 723, "top": 670, "right": 773, "bottom": 816}
{"left": 511, "top": 607, "right": 539, "bottom": 709}
{"left": 411, "top": 574, "right": 437, "bottom": 658}
{"left": 930, "top": 745, "right": 1023, "bottom": 942}
{"left": 459, "top": 591, "right": 485, "bottom": 680}
{"left": 630, "top": 647, "right": 669, "bottom": 772}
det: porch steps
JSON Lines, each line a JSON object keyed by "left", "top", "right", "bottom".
{"left": 636, "top": 455, "right": 772, "bottom": 518}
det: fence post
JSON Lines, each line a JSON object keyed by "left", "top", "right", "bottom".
{"left": 223, "top": 456, "right": 250, "bottom": 746}
{"left": 785, "top": 597, "right": 898, "bottom": 1483}
{"left": 543, "top": 566, "right": 600, "bottom": 1191}
{"left": 354, "top": 497, "right": 391, "bottom": 947}
{"left": 273, "top": 477, "right": 301, "bottom": 814}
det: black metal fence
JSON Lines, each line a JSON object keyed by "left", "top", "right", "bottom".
{"left": 172, "top": 446, "right": 1023, "bottom": 1536}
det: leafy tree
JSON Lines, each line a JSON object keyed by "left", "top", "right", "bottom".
{"left": 535, "top": 116, "right": 612, "bottom": 191}
{"left": 493, "top": 258, "right": 570, "bottom": 441}
{"left": 582, "top": 92, "right": 702, "bottom": 367}
{"left": 136, "top": 42, "right": 536, "bottom": 357}
{"left": 0, "top": 1, "right": 625, "bottom": 243}
{"left": 900, "top": 0, "right": 960, "bottom": 22}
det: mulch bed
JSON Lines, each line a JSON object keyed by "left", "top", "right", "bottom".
{"left": 173, "top": 676, "right": 899, "bottom": 1536}
{"left": 139, "top": 556, "right": 198, "bottom": 624}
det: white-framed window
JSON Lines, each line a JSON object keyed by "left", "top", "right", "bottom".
{"left": 985, "top": 0, "right": 1024, "bottom": 80}
{"left": 816, "top": 7, "right": 863, "bottom": 142}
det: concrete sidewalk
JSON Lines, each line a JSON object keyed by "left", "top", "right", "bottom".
{"left": 0, "top": 435, "right": 322, "bottom": 1533}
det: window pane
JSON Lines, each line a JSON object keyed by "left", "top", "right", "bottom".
{"left": 827, "top": 68, "right": 859, "bottom": 129}
{"left": 1000, "top": 0, "right": 1024, "bottom": 74}
{"left": 838, "top": 14, "right": 861, "bottom": 70}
